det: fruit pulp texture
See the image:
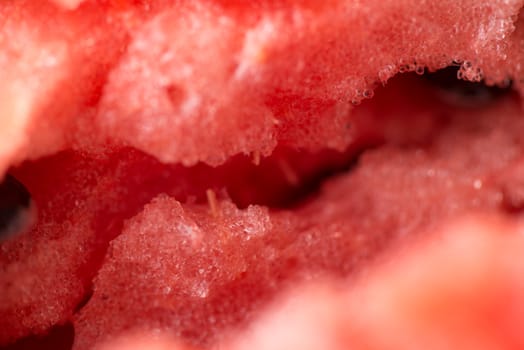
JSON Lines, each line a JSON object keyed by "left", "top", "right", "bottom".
{"left": 2, "top": 0, "right": 524, "bottom": 348}
{"left": 2, "top": 71, "right": 524, "bottom": 349}
{"left": 1, "top": 0, "right": 523, "bottom": 170}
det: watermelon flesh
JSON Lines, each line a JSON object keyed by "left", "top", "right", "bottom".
{"left": 89, "top": 217, "right": 524, "bottom": 350}
{"left": 1, "top": 0, "right": 524, "bottom": 349}
{"left": 1, "top": 0, "right": 523, "bottom": 168}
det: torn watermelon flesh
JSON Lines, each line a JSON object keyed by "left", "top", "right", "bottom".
{"left": 2, "top": 71, "right": 524, "bottom": 349}
{"left": 1, "top": 0, "right": 523, "bottom": 169}
{"left": 1, "top": 0, "right": 524, "bottom": 349}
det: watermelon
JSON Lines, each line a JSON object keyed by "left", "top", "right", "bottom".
{"left": 0, "top": 0, "right": 524, "bottom": 349}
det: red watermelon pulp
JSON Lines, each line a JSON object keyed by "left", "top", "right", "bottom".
{"left": 1, "top": 1, "right": 524, "bottom": 349}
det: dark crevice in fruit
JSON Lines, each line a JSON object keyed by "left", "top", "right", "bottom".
{"left": 74, "top": 288, "right": 94, "bottom": 315}
{"left": 273, "top": 150, "right": 364, "bottom": 209}
{"left": 0, "top": 174, "right": 35, "bottom": 242}
{"left": 424, "top": 66, "right": 513, "bottom": 108}
{"left": 0, "top": 323, "right": 74, "bottom": 350}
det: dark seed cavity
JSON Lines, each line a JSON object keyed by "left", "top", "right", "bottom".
{"left": 0, "top": 174, "right": 36, "bottom": 241}
{"left": 425, "top": 66, "right": 513, "bottom": 108}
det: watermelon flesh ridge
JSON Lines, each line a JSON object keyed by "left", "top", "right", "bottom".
{"left": 1, "top": 0, "right": 524, "bottom": 168}
{"left": 1, "top": 0, "right": 524, "bottom": 349}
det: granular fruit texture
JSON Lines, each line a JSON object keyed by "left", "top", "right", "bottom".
{"left": 89, "top": 218, "right": 524, "bottom": 350}
{"left": 73, "top": 75, "right": 524, "bottom": 349}
{"left": 1, "top": 0, "right": 524, "bottom": 349}
{"left": 1, "top": 0, "right": 523, "bottom": 168}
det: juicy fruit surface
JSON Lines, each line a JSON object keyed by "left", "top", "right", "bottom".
{"left": 89, "top": 219, "right": 524, "bottom": 350}
{"left": 2, "top": 72, "right": 524, "bottom": 349}
{"left": 227, "top": 219, "right": 524, "bottom": 350}
{"left": 1, "top": 0, "right": 524, "bottom": 169}
{"left": 1, "top": 0, "right": 524, "bottom": 349}
{"left": 75, "top": 79, "right": 524, "bottom": 349}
